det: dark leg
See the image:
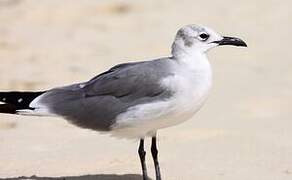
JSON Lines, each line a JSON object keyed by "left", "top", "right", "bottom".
{"left": 151, "top": 136, "right": 161, "bottom": 180}
{"left": 138, "top": 139, "right": 148, "bottom": 180}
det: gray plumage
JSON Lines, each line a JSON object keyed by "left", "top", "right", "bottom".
{"left": 37, "top": 58, "right": 175, "bottom": 131}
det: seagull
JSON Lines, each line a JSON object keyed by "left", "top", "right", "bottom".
{"left": 0, "top": 24, "right": 247, "bottom": 180}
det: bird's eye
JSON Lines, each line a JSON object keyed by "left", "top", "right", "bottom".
{"left": 199, "top": 33, "right": 209, "bottom": 41}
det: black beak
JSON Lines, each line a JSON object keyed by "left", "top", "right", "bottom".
{"left": 213, "top": 36, "right": 247, "bottom": 47}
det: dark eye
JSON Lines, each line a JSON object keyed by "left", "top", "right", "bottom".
{"left": 199, "top": 33, "right": 209, "bottom": 40}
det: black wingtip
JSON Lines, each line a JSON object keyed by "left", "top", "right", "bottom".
{"left": 0, "top": 104, "right": 17, "bottom": 114}
{"left": 0, "top": 91, "right": 46, "bottom": 113}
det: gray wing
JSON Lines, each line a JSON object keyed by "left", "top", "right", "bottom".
{"left": 37, "top": 59, "right": 174, "bottom": 131}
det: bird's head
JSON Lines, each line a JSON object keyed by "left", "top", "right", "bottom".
{"left": 171, "top": 24, "right": 247, "bottom": 57}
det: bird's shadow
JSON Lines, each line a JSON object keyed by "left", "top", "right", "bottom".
{"left": 1, "top": 174, "right": 151, "bottom": 180}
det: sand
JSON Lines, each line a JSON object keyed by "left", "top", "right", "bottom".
{"left": 0, "top": 0, "right": 292, "bottom": 179}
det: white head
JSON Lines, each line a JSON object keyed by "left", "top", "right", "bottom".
{"left": 171, "top": 24, "right": 247, "bottom": 57}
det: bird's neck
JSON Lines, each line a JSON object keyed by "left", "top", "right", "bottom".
{"left": 172, "top": 48, "right": 210, "bottom": 71}
{"left": 170, "top": 47, "right": 213, "bottom": 109}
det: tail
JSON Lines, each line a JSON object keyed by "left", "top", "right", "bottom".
{"left": 0, "top": 91, "right": 46, "bottom": 114}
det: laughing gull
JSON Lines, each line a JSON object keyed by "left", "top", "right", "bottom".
{"left": 0, "top": 24, "right": 247, "bottom": 180}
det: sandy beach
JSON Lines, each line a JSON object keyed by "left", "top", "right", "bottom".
{"left": 0, "top": 0, "right": 292, "bottom": 179}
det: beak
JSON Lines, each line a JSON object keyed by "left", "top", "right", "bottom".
{"left": 213, "top": 36, "right": 247, "bottom": 47}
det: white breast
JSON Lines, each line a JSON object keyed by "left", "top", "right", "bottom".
{"left": 111, "top": 54, "right": 212, "bottom": 139}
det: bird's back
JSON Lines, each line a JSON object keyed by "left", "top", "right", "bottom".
{"left": 30, "top": 58, "right": 175, "bottom": 132}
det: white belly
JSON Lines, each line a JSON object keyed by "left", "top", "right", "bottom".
{"left": 110, "top": 61, "right": 212, "bottom": 139}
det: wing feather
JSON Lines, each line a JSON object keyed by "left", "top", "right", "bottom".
{"left": 34, "top": 59, "right": 174, "bottom": 131}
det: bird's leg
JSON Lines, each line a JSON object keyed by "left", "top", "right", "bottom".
{"left": 151, "top": 136, "right": 161, "bottom": 180}
{"left": 138, "top": 139, "right": 148, "bottom": 180}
